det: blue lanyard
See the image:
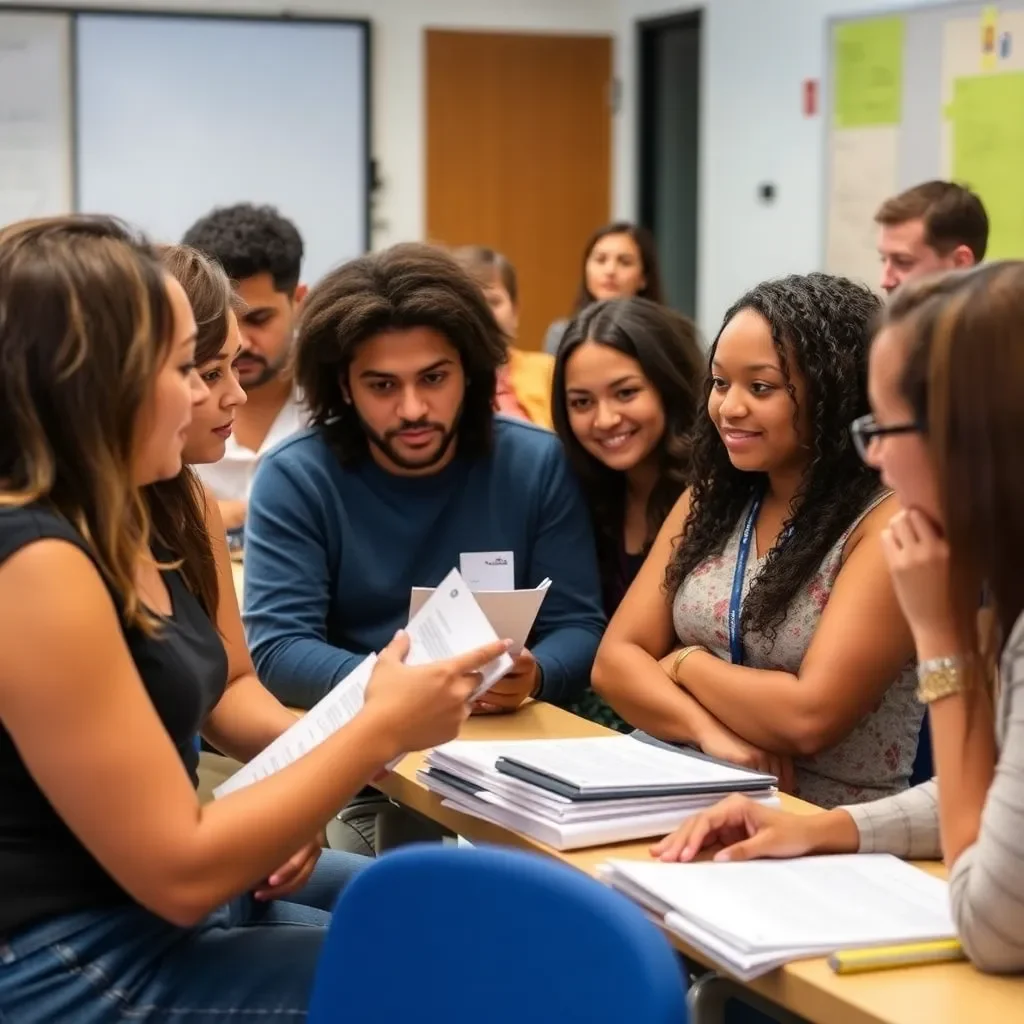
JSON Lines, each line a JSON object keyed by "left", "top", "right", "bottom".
{"left": 729, "top": 495, "right": 762, "bottom": 667}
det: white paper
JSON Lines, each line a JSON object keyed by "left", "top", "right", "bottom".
{"left": 824, "top": 125, "right": 899, "bottom": 289}
{"left": 459, "top": 550, "right": 515, "bottom": 591}
{"left": 214, "top": 654, "right": 378, "bottom": 798}
{"left": 452, "top": 734, "right": 774, "bottom": 793}
{"left": 409, "top": 578, "right": 551, "bottom": 656}
{"left": 601, "top": 855, "right": 955, "bottom": 978}
{"left": 403, "top": 568, "right": 514, "bottom": 697}
{"left": 215, "top": 568, "right": 513, "bottom": 798}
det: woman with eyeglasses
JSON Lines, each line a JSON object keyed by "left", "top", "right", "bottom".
{"left": 593, "top": 273, "right": 922, "bottom": 809}
{"left": 652, "top": 263, "right": 1024, "bottom": 973}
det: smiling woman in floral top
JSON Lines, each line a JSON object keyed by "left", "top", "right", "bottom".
{"left": 593, "top": 273, "right": 923, "bottom": 809}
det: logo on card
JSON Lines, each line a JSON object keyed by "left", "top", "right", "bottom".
{"left": 450, "top": 589, "right": 459, "bottom": 598}
{"left": 484, "top": 557, "right": 508, "bottom": 566}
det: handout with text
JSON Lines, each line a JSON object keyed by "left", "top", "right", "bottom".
{"left": 214, "top": 568, "right": 513, "bottom": 798}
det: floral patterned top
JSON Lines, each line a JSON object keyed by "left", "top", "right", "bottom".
{"left": 671, "top": 491, "right": 923, "bottom": 809}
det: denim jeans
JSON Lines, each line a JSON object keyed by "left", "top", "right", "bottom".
{"left": 0, "top": 849, "right": 367, "bottom": 1023}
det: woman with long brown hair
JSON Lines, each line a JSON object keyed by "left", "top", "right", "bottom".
{"left": 654, "top": 262, "right": 1024, "bottom": 974}
{"left": 0, "top": 216, "right": 506, "bottom": 1021}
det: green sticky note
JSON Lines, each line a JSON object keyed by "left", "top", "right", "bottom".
{"left": 834, "top": 17, "right": 905, "bottom": 128}
{"left": 952, "top": 72, "right": 1024, "bottom": 259}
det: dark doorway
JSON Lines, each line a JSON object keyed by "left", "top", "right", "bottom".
{"left": 638, "top": 11, "right": 701, "bottom": 319}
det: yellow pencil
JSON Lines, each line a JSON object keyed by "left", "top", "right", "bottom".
{"left": 828, "top": 938, "right": 965, "bottom": 975}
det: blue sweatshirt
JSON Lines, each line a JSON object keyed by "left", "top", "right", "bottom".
{"left": 243, "top": 417, "right": 606, "bottom": 709}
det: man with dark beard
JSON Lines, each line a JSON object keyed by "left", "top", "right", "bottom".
{"left": 243, "top": 243, "right": 604, "bottom": 725}
{"left": 183, "top": 203, "right": 307, "bottom": 532}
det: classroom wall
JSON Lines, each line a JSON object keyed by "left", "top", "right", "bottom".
{"left": 4, "top": 0, "right": 953, "bottom": 333}
{"left": 616, "top": 0, "right": 942, "bottom": 333}
{"left": 0, "top": 0, "right": 619, "bottom": 255}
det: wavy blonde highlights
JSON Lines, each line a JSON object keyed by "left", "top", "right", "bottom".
{"left": 0, "top": 215, "right": 174, "bottom": 632}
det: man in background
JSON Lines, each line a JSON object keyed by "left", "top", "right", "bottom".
{"left": 183, "top": 203, "right": 307, "bottom": 530}
{"left": 875, "top": 181, "right": 988, "bottom": 295}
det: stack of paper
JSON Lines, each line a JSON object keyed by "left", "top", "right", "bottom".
{"left": 599, "top": 855, "right": 956, "bottom": 980}
{"left": 418, "top": 735, "right": 779, "bottom": 850}
{"left": 214, "top": 568, "right": 513, "bottom": 799}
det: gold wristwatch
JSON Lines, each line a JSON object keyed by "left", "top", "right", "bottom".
{"left": 915, "top": 655, "right": 963, "bottom": 704}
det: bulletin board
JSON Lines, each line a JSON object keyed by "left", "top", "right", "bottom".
{"left": 824, "top": 2, "right": 1024, "bottom": 286}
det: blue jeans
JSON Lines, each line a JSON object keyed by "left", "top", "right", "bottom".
{"left": 0, "top": 849, "right": 367, "bottom": 1023}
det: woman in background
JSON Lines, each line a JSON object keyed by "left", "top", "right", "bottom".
{"left": 551, "top": 297, "right": 704, "bottom": 731}
{"left": 654, "top": 262, "right": 1024, "bottom": 975}
{"left": 594, "top": 274, "right": 921, "bottom": 806}
{"left": 544, "top": 222, "right": 665, "bottom": 354}
{"left": 451, "top": 245, "right": 554, "bottom": 428}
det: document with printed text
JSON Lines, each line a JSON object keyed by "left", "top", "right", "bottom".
{"left": 214, "top": 568, "right": 513, "bottom": 798}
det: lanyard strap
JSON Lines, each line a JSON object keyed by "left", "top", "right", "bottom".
{"left": 728, "top": 495, "right": 762, "bottom": 667}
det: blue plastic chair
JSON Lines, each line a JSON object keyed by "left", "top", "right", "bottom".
{"left": 308, "top": 844, "right": 688, "bottom": 1024}
{"left": 910, "top": 711, "right": 934, "bottom": 786}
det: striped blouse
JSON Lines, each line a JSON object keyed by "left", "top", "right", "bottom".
{"left": 844, "top": 611, "right": 1024, "bottom": 973}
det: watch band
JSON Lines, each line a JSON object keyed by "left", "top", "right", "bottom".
{"left": 915, "top": 655, "right": 963, "bottom": 704}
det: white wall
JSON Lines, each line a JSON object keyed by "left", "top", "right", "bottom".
{"left": 616, "top": 0, "right": 942, "bottom": 334}
{"left": 1, "top": 0, "right": 619, "bottom": 251}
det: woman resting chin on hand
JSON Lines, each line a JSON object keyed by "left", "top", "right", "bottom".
{"left": 653, "top": 262, "right": 1024, "bottom": 977}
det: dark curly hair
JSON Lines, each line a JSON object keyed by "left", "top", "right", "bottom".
{"left": 296, "top": 242, "right": 507, "bottom": 464}
{"left": 182, "top": 202, "right": 303, "bottom": 294}
{"left": 664, "top": 272, "right": 883, "bottom": 646}
{"left": 552, "top": 297, "right": 705, "bottom": 591}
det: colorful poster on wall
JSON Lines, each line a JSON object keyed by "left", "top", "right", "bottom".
{"left": 833, "top": 16, "right": 905, "bottom": 127}
{"left": 949, "top": 72, "right": 1024, "bottom": 258}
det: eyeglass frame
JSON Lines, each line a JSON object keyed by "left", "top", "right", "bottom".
{"left": 849, "top": 413, "right": 924, "bottom": 461}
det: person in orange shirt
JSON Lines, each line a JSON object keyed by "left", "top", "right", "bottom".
{"left": 452, "top": 246, "right": 554, "bottom": 429}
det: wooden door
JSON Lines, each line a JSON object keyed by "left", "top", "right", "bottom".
{"left": 426, "top": 30, "right": 613, "bottom": 351}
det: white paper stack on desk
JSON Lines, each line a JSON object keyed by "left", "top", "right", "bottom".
{"left": 599, "top": 854, "right": 956, "bottom": 980}
{"left": 418, "top": 734, "right": 779, "bottom": 850}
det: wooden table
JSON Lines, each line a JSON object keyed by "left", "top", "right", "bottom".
{"left": 376, "top": 702, "right": 1024, "bottom": 1024}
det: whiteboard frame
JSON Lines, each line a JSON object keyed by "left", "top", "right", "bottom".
{"left": 0, "top": 4, "right": 373, "bottom": 251}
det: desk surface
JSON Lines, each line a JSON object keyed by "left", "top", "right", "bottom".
{"left": 376, "top": 702, "right": 1024, "bottom": 1024}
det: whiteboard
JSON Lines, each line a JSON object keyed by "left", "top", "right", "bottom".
{"left": 75, "top": 13, "right": 369, "bottom": 285}
{"left": 824, "top": 1, "right": 1024, "bottom": 285}
{"left": 0, "top": 11, "right": 73, "bottom": 226}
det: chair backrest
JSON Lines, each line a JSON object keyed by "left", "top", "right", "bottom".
{"left": 308, "top": 843, "right": 688, "bottom": 1024}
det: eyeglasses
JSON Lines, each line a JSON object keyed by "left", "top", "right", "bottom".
{"left": 849, "top": 414, "right": 923, "bottom": 462}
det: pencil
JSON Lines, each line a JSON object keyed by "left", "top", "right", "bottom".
{"left": 828, "top": 938, "right": 964, "bottom": 975}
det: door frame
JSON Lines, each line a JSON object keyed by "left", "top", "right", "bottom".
{"left": 636, "top": 9, "right": 703, "bottom": 315}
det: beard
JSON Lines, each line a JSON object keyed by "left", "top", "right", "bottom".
{"left": 355, "top": 404, "right": 463, "bottom": 473}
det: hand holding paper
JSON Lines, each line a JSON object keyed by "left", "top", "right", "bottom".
{"left": 214, "top": 568, "right": 513, "bottom": 799}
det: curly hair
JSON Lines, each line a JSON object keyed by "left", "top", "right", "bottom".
{"left": 296, "top": 242, "right": 507, "bottom": 463}
{"left": 552, "top": 297, "right": 705, "bottom": 589}
{"left": 664, "top": 273, "right": 883, "bottom": 646}
{"left": 182, "top": 203, "right": 303, "bottom": 294}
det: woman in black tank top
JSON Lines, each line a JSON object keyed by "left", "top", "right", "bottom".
{"left": 0, "top": 216, "right": 506, "bottom": 1023}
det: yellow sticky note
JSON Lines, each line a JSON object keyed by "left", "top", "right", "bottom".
{"left": 833, "top": 17, "right": 905, "bottom": 128}
{"left": 981, "top": 6, "right": 998, "bottom": 71}
{"left": 951, "top": 72, "right": 1024, "bottom": 257}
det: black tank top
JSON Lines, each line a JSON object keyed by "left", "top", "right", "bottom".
{"left": 0, "top": 505, "right": 227, "bottom": 937}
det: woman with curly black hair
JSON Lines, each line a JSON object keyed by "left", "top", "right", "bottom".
{"left": 593, "top": 273, "right": 923, "bottom": 808}
{"left": 551, "top": 298, "right": 704, "bottom": 730}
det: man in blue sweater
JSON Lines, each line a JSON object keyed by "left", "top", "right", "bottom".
{"left": 243, "top": 242, "right": 606, "bottom": 721}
